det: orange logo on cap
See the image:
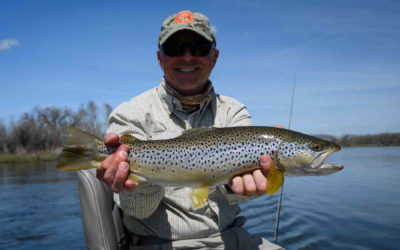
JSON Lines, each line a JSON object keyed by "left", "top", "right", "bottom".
{"left": 175, "top": 11, "right": 194, "bottom": 24}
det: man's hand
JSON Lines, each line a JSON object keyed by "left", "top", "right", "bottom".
{"left": 227, "top": 125, "right": 283, "bottom": 196}
{"left": 96, "top": 133, "right": 138, "bottom": 193}
{"left": 228, "top": 154, "right": 272, "bottom": 196}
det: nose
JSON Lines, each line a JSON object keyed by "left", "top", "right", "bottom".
{"left": 181, "top": 46, "right": 194, "bottom": 60}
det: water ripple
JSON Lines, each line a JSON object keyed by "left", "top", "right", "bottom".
{"left": 239, "top": 147, "right": 400, "bottom": 249}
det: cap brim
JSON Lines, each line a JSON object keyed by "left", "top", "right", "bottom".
{"left": 159, "top": 27, "right": 214, "bottom": 47}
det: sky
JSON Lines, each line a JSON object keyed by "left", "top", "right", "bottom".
{"left": 1, "top": 0, "right": 399, "bottom": 136}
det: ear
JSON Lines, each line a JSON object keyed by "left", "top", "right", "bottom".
{"left": 157, "top": 50, "right": 163, "bottom": 69}
{"left": 211, "top": 49, "right": 219, "bottom": 67}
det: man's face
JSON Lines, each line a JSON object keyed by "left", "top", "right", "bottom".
{"left": 157, "top": 30, "right": 219, "bottom": 95}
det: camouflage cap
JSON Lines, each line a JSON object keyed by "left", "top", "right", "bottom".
{"left": 158, "top": 10, "right": 216, "bottom": 47}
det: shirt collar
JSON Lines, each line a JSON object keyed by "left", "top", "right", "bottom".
{"left": 157, "top": 77, "right": 216, "bottom": 116}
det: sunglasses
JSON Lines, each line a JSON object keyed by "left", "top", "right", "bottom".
{"left": 160, "top": 40, "right": 215, "bottom": 57}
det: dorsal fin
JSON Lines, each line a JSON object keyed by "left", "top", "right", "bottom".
{"left": 120, "top": 134, "right": 140, "bottom": 144}
{"left": 179, "top": 127, "right": 215, "bottom": 138}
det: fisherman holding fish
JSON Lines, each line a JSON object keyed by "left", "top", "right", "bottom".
{"left": 57, "top": 9, "right": 342, "bottom": 249}
{"left": 96, "top": 10, "right": 284, "bottom": 250}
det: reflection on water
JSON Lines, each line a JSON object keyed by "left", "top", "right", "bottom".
{"left": 239, "top": 146, "right": 400, "bottom": 250}
{"left": 1, "top": 147, "right": 400, "bottom": 249}
{"left": 0, "top": 162, "right": 85, "bottom": 250}
{"left": 0, "top": 162, "right": 77, "bottom": 185}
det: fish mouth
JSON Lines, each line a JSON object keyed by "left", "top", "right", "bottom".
{"left": 310, "top": 145, "right": 343, "bottom": 175}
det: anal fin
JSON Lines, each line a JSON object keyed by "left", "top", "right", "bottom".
{"left": 190, "top": 184, "right": 210, "bottom": 208}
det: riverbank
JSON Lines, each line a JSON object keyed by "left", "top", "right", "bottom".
{"left": 0, "top": 152, "right": 59, "bottom": 164}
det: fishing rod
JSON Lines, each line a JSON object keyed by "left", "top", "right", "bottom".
{"left": 274, "top": 72, "right": 296, "bottom": 243}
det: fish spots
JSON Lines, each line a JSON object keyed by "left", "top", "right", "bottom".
{"left": 117, "top": 126, "right": 322, "bottom": 184}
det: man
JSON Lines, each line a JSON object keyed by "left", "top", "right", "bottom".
{"left": 96, "top": 10, "right": 283, "bottom": 250}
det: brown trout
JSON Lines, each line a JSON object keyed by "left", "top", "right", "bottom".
{"left": 57, "top": 126, "right": 343, "bottom": 208}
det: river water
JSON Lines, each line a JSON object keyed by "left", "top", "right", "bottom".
{"left": 1, "top": 147, "right": 399, "bottom": 249}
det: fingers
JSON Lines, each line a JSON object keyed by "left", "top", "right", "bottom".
{"left": 112, "top": 161, "right": 130, "bottom": 193}
{"left": 125, "top": 180, "right": 139, "bottom": 192}
{"left": 252, "top": 169, "right": 267, "bottom": 194}
{"left": 229, "top": 154, "right": 273, "bottom": 196}
{"left": 104, "top": 133, "right": 120, "bottom": 146}
{"left": 96, "top": 152, "right": 114, "bottom": 182}
{"left": 102, "top": 147, "right": 128, "bottom": 185}
{"left": 252, "top": 155, "right": 272, "bottom": 194}
{"left": 113, "top": 161, "right": 139, "bottom": 193}
{"left": 229, "top": 176, "right": 244, "bottom": 195}
{"left": 259, "top": 154, "right": 271, "bottom": 176}
{"left": 229, "top": 172, "right": 260, "bottom": 196}
{"left": 97, "top": 144, "right": 136, "bottom": 193}
{"left": 242, "top": 173, "right": 257, "bottom": 196}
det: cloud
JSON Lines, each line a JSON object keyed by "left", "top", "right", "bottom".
{"left": 0, "top": 39, "right": 20, "bottom": 51}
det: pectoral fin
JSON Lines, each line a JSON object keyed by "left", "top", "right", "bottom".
{"left": 190, "top": 184, "right": 210, "bottom": 208}
{"left": 266, "top": 161, "right": 284, "bottom": 195}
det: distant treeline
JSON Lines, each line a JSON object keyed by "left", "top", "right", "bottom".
{"left": 316, "top": 134, "right": 400, "bottom": 147}
{"left": 0, "top": 101, "right": 112, "bottom": 154}
{"left": 1, "top": 102, "right": 399, "bottom": 154}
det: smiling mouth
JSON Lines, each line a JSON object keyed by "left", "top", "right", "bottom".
{"left": 176, "top": 67, "right": 199, "bottom": 73}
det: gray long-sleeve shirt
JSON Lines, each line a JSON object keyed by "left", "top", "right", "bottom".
{"left": 107, "top": 78, "right": 254, "bottom": 240}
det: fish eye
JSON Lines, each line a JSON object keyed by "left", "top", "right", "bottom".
{"left": 311, "top": 143, "right": 323, "bottom": 152}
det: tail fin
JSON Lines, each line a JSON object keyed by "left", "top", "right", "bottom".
{"left": 57, "top": 127, "right": 104, "bottom": 171}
